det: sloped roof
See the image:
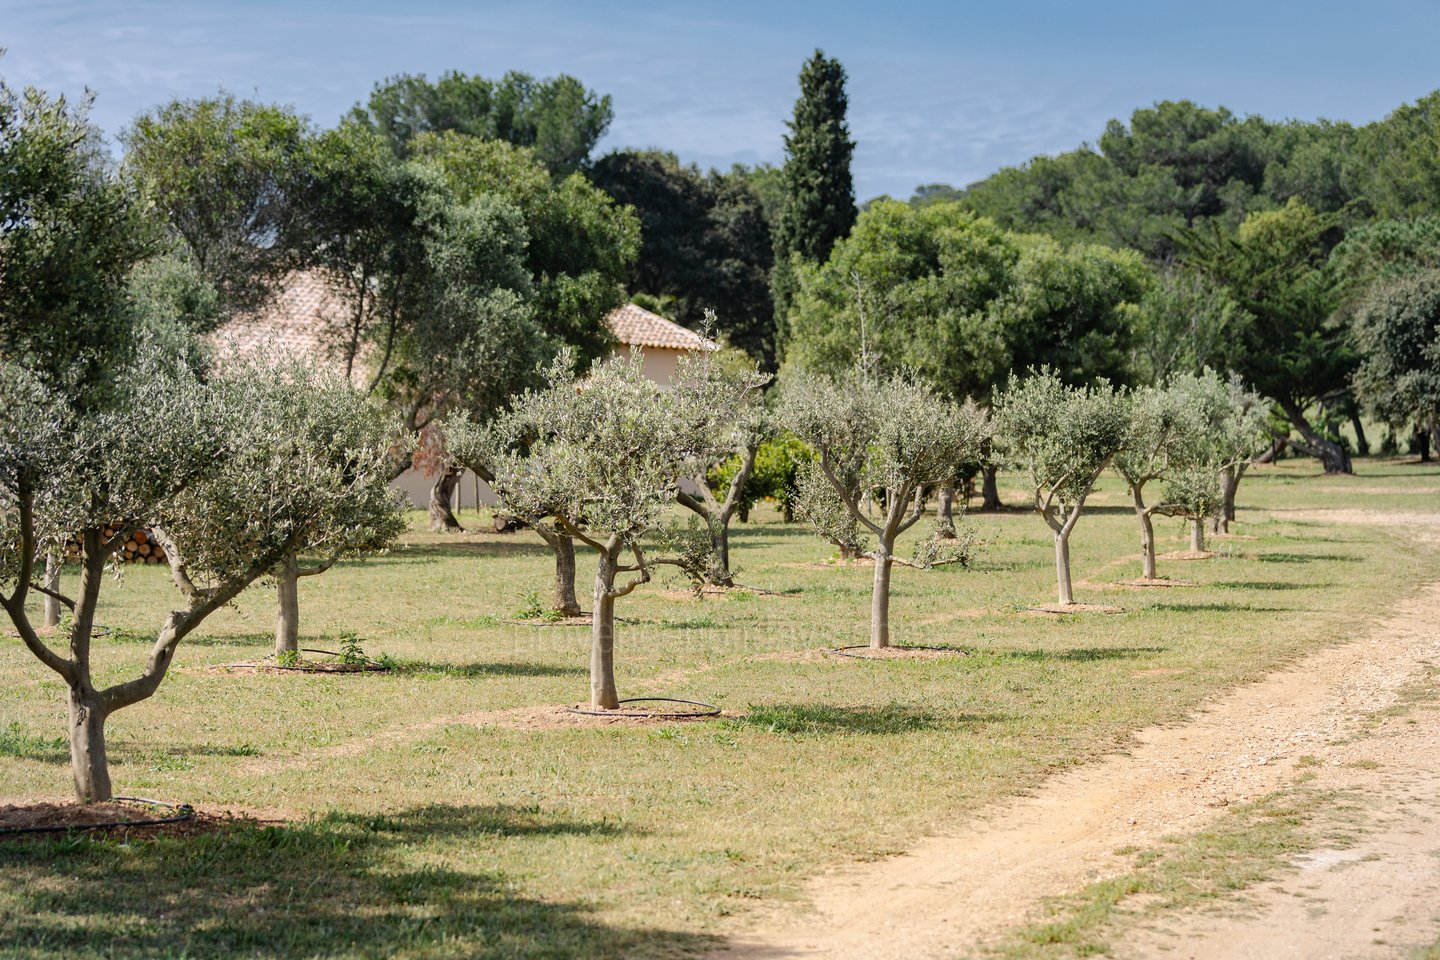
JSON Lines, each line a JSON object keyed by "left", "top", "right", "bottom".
{"left": 606, "top": 302, "right": 717, "bottom": 352}
{"left": 210, "top": 270, "right": 366, "bottom": 381}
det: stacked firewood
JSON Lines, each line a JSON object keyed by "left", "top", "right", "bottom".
{"left": 63, "top": 524, "right": 169, "bottom": 565}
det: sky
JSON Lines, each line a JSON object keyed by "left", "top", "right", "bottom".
{"left": 3, "top": 0, "right": 1439, "bottom": 200}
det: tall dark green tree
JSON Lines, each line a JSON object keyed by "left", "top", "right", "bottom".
{"left": 772, "top": 50, "right": 856, "bottom": 353}
{"left": 589, "top": 149, "right": 774, "bottom": 364}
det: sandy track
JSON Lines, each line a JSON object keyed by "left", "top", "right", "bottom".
{"left": 716, "top": 510, "right": 1440, "bottom": 960}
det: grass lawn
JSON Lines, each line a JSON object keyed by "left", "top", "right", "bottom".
{"left": 2, "top": 457, "right": 1437, "bottom": 959}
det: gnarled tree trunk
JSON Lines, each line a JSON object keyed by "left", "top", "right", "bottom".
{"left": 68, "top": 686, "right": 112, "bottom": 803}
{"left": 534, "top": 523, "right": 582, "bottom": 617}
{"left": 1213, "top": 463, "right": 1245, "bottom": 534}
{"left": 1190, "top": 519, "right": 1207, "bottom": 553}
{"left": 275, "top": 553, "right": 300, "bottom": 657}
{"left": 428, "top": 467, "right": 465, "bottom": 533}
{"left": 936, "top": 486, "right": 958, "bottom": 539}
{"left": 980, "top": 465, "right": 1002, "bottom": 511}
{"left": 1279, "top": 399, "right": 1352, "bottom": 474}
{"left": 1132, "top": 488, "right": 1157, "bottom": 580}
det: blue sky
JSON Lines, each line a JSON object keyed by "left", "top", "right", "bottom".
{"left": 3, "top": 0, "right": 1438, "bottom": 199}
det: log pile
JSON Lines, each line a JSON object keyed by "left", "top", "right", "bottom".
{"left": 63, "top": 525, "right": 169, "bottom": 565}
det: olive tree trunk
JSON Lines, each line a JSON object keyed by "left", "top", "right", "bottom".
{"left": 275, "top": 553, "right": 300, "bottom": 656}
{"left": 869, "top": 537, "right": 895, "bottom": 649}
{"left": 590, "top": 549, "right": 621, "bottom": 709}
{"left": 68, "top": 686, "right": 112, "bottom": 802}
{"left": 534, "top": 523, "right": 582, "bottom": 617}
{"left": 42, "top": 551, "right": 62, "bottom": 629}
{"left": 936, "top": 486, "right": 958, "bottom": 538}
{"left": 1279, "top": 399, "right": 1352, "bottom": 474}
{"left": 1054, "top": 532, "right": 1074, "bottom": 606}
{"left": 980, "top": 465, "right": 1002, "bottom": 511}
{"left": 1190, "top": 519, "right": 1207, "bottom": 553}
{"left": 676, "top": 443, "right": 757, "bottom": 587}
{"left": 428, "top": 466, "right": 465, "bottom": 533}
{"left": 1213, "top": 465, "right": 1242, "bottom": 533}
{"left": 1132, "top": 487, "right": 1158, "bottom": 580}
{"left": 1427, "top": 413, "right": 1439, "bottom": 462}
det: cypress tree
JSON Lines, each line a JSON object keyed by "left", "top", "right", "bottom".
{"left": 772, "top": 50, "right": 857, "bottom": 354}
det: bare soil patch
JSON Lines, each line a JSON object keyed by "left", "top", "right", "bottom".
{"left": 714, "top": 513, "right": 1440, "bottom": 960}
{"left": 1111, "top": 577, "right": 1196, "bottom": 588}
{"left": 214, "top": 657, "right": 388, "bottom": 674}
{"left": 1027, "top": 602, "right": 1125, "bottom": 615}
{"left": 0, "top": 799, "right": 248, "bottom": 842}
{"left": 1157, "top": 549, "right": 1215, "bottom": 561}
{"left": 826, "top": 645, "right": 969, "bottom": 661}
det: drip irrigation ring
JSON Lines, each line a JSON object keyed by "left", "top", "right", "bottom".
{"left": 565, "top": 697, "right": 721, "bottom": 718}
{"left": 0, "top": 796, "right": 195, "bottom": 836}
{"left": 222, "top": 648, "right": 391, "bottom": 672}
{"left": 825, "top": 644, "right": 971, "bottom": 660}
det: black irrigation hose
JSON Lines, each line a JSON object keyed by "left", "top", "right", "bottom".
{"left": 566, "top": 697, "right": 721, "bottom": 718}
{"left": 0, "top": 796, "right": 195, "bottom": 836}
{"left": 222, "top": 648, "right": 390, "bottom": 672}
{"left": 825, "top": 644, "right": 971, "bottom": 660}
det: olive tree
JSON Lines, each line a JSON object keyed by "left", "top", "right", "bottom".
{"left": 204, "top": 357, "right": 410, "bottom": 658}
{"left": 1112, "top": 385, "right": 1191, "bottom": 579}
{"left": 487, "top": 351, "right": 764, "bottom": 709}
{"left": 993, "top": 370, "right": 1129, "bottom": 606}
{"left": 780, "top": 369, "right": 986, "bottom": 648}
{"left": 0, "top": 353, "right": 407, "bottom": 802}
{"left": 1166, "top": 370, "right": 1271, "bottom": 540}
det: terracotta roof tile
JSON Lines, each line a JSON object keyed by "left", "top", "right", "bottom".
{"left": 606, "top": 302, "right": 717, "bottom": 352}
{"left": 210, "top": 270, "right": 364, "bottom": 380}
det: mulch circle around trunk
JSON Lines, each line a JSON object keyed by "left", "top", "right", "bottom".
{"left": 0, "top": 797, "right": 208, "bottom": 840}
{"left": 564, "top": 697, "right": 721, "bottom": 719}
{"left": 218, "top": 648, "right": 391, "bottom": 674}
{"left": 1156, "top": 549, "right": 1216, "bottom": 561}
{"left": 1027, "top": 602, "right": 1126, "bottom": 615}
{"left": 825, "top": 644, "right": 971, "bottom": 661}
{"left": 1112, "top": 578, "right": 1196, "bottom": 588}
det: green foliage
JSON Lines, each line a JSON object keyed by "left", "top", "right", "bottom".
{"left": 353, "top": 69, "right": 613, "bottom": 176}
{"left": 773, "top": 50, "right": 857, "bottom": 339}
{"left": 0, "top": 80, "right": 156, "bottom": 407}
{"left": 337, "top": 633, "right": 369, "bottom": 666}
{"left": 1131, "top": 266, "right": 1239, "bottom": 382}
{"left": 992, "top": 369, "right": 1129, "bottom": 520}
{"left": 164, "top": 355, "right": 410, "bottom": 589}
{"left": 1183, "top": 200, "right": 1348, "bottom": 407}
{"left": 780, "top": 368, "right": 987, "bottom": 552}
{"left": 300, "top": 121, "right": 547, "bottom": 430}
{"left": 276, "top": 649, "right": 300, "bottom": 668}
{"left": 122, "top": 94, "right": 311, "bottom": 319}
{"left": 486, "top": 345, "right": 765, "bottom": 551}
{"left": 1350, "top": 269, "right": 1440, "bottom": 432}
{"left": 786, "top": 201, "right": 1148, "bottom": 394}
{"left": 589, "top": 149, "right": 774, "bottom": 365}
{"left": 1161, "top": 370, "right": 1271, "bottom": 520}
{"left": 418, "top": 131, "right": 639, "bottom": 366}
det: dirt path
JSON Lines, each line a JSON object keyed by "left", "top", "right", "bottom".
{"left": 717, "top": 510, "right": 1440, "bottom": 960}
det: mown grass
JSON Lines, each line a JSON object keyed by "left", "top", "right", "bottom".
{"left": 2, "top": 458, "right": 1437, "bottom": 959}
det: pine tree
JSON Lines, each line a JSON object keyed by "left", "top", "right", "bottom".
{"left": 772, "top": 50, "right": 856, "bottom": 354}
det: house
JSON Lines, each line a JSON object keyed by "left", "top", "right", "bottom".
{"left": 215, "top": 272, "right": 716, "bottom": 512}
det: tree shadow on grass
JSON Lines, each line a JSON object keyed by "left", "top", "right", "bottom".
{"left": 990, "top": 645, "right": 1167, "bottom": 663}
{"left": 0, "top": 804, "right": 708, "bottom": 960}
{"left": 1147, "top": 602, "right": 1293, "bottom": 613}
{"left": 1213, "top": 580, "right": 1328, "bottom": 591}
{"left": 1255, "top": 552, "right": 1361, "bottom": 564}
{"left": 394, "top": 660, "right": 585, "bottom": 679}
{"left": 726, "top": 703, "right": 994, "bottom": 736}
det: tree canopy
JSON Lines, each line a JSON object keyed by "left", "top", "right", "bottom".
{"left": 353, "top": 69, "right": 613, "bottom": 176}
